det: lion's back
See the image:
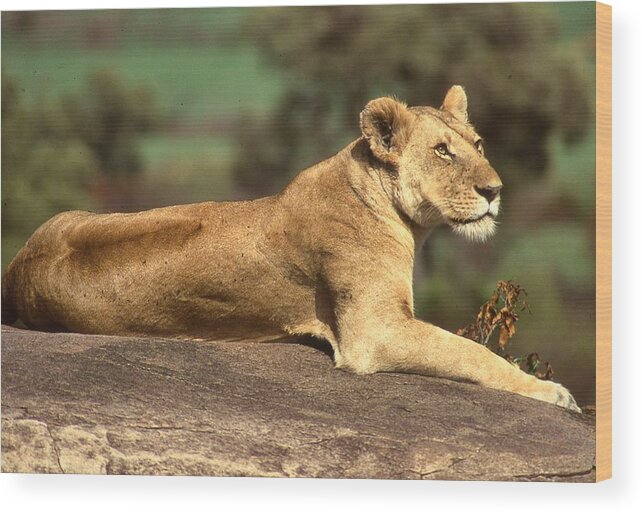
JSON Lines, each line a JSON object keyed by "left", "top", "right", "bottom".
{"left": 0, "top": 198, "right": 288, "bottom": 334}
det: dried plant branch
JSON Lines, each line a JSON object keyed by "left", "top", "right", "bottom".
{"left": 457, "top": 281, "right": 553, "bottom": 380}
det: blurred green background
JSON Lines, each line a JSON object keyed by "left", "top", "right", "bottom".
{"left": 1, "top": 3, "right": 596, "bottom": 405}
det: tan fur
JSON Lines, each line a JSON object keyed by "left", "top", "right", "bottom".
{"left": 441, "top": 84, "right": 469, "bottom": 123}
{"left": 2, "top": 86, "right": 579, "bottom": 411}
{"left": 360, "top": 96, "right": 415, "bottom": 165}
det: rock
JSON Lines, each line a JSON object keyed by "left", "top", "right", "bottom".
{"left": 1, "top": 325, "right": 595, "bottom": 481}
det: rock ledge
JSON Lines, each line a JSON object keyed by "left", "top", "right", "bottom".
{"left": 1, "top": 325, "right": 595, "bottom": 481}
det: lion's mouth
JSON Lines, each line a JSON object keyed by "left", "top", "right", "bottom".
{"left": 446, "top": 212, "right": 498, "bottom": 242}
{"left": 448, "top": 212, "right": 495, "bottom": 226}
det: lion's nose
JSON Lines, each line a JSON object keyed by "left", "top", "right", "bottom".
{"left": 474, "top": 184, "right": 503, "bottom": 203}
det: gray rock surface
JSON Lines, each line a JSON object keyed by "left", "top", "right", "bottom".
{"left": 1, "top": 325, "right": 595, "bottom": 480}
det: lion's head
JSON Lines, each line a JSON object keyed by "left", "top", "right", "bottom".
{"left": 360, "top": 86, "right": 502, "bottom": 241}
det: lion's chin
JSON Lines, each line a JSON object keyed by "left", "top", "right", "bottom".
{"left": 448, "top": 214, "right": 497, "bottom": 242}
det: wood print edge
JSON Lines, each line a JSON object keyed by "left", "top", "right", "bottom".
{"left": 595, "top": 0, "right": 612, "bottom": 483}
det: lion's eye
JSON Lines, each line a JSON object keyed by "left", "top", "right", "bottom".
{"left": 434, "top": 143, "right": 452, "bottom": 158}
{"left": 475, "top": 139, "right": 484, "bottom": 155}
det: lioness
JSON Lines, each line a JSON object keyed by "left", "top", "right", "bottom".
{"left": 2, "top": 86, "right": 580, "bottom": 411}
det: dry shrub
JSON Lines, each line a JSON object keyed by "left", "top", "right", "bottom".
{"left": 457, "top": 280, "right": 554, "bottom": 380}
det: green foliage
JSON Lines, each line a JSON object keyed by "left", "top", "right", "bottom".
{"left": 549, "top": 130, "right": 597, "bottom": 212}
{"left": 2, "top": 74, "right": 97, "bottom": 241}
{"left": 497, "top": 225, "right": 594, "bottom": 290}
{"left": 136, "top": 136, "right": 235, "bottom": 208}
{"left": 61, "top": 70, "right": 158, "bottom": 177}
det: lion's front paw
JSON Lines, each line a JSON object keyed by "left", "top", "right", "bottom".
{"left": 528, "top": 380, "right": 581, "bottom": 413}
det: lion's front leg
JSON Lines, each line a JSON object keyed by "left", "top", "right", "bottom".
{"left": 336, "top": 319, "right": 580, "bottom": 412}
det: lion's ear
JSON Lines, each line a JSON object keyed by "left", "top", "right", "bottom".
{"left": 360, "top": 97, "right": 414, "bottom": 166}
{"left": 441, "top": 85, "right": 468, "bottom": 123}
